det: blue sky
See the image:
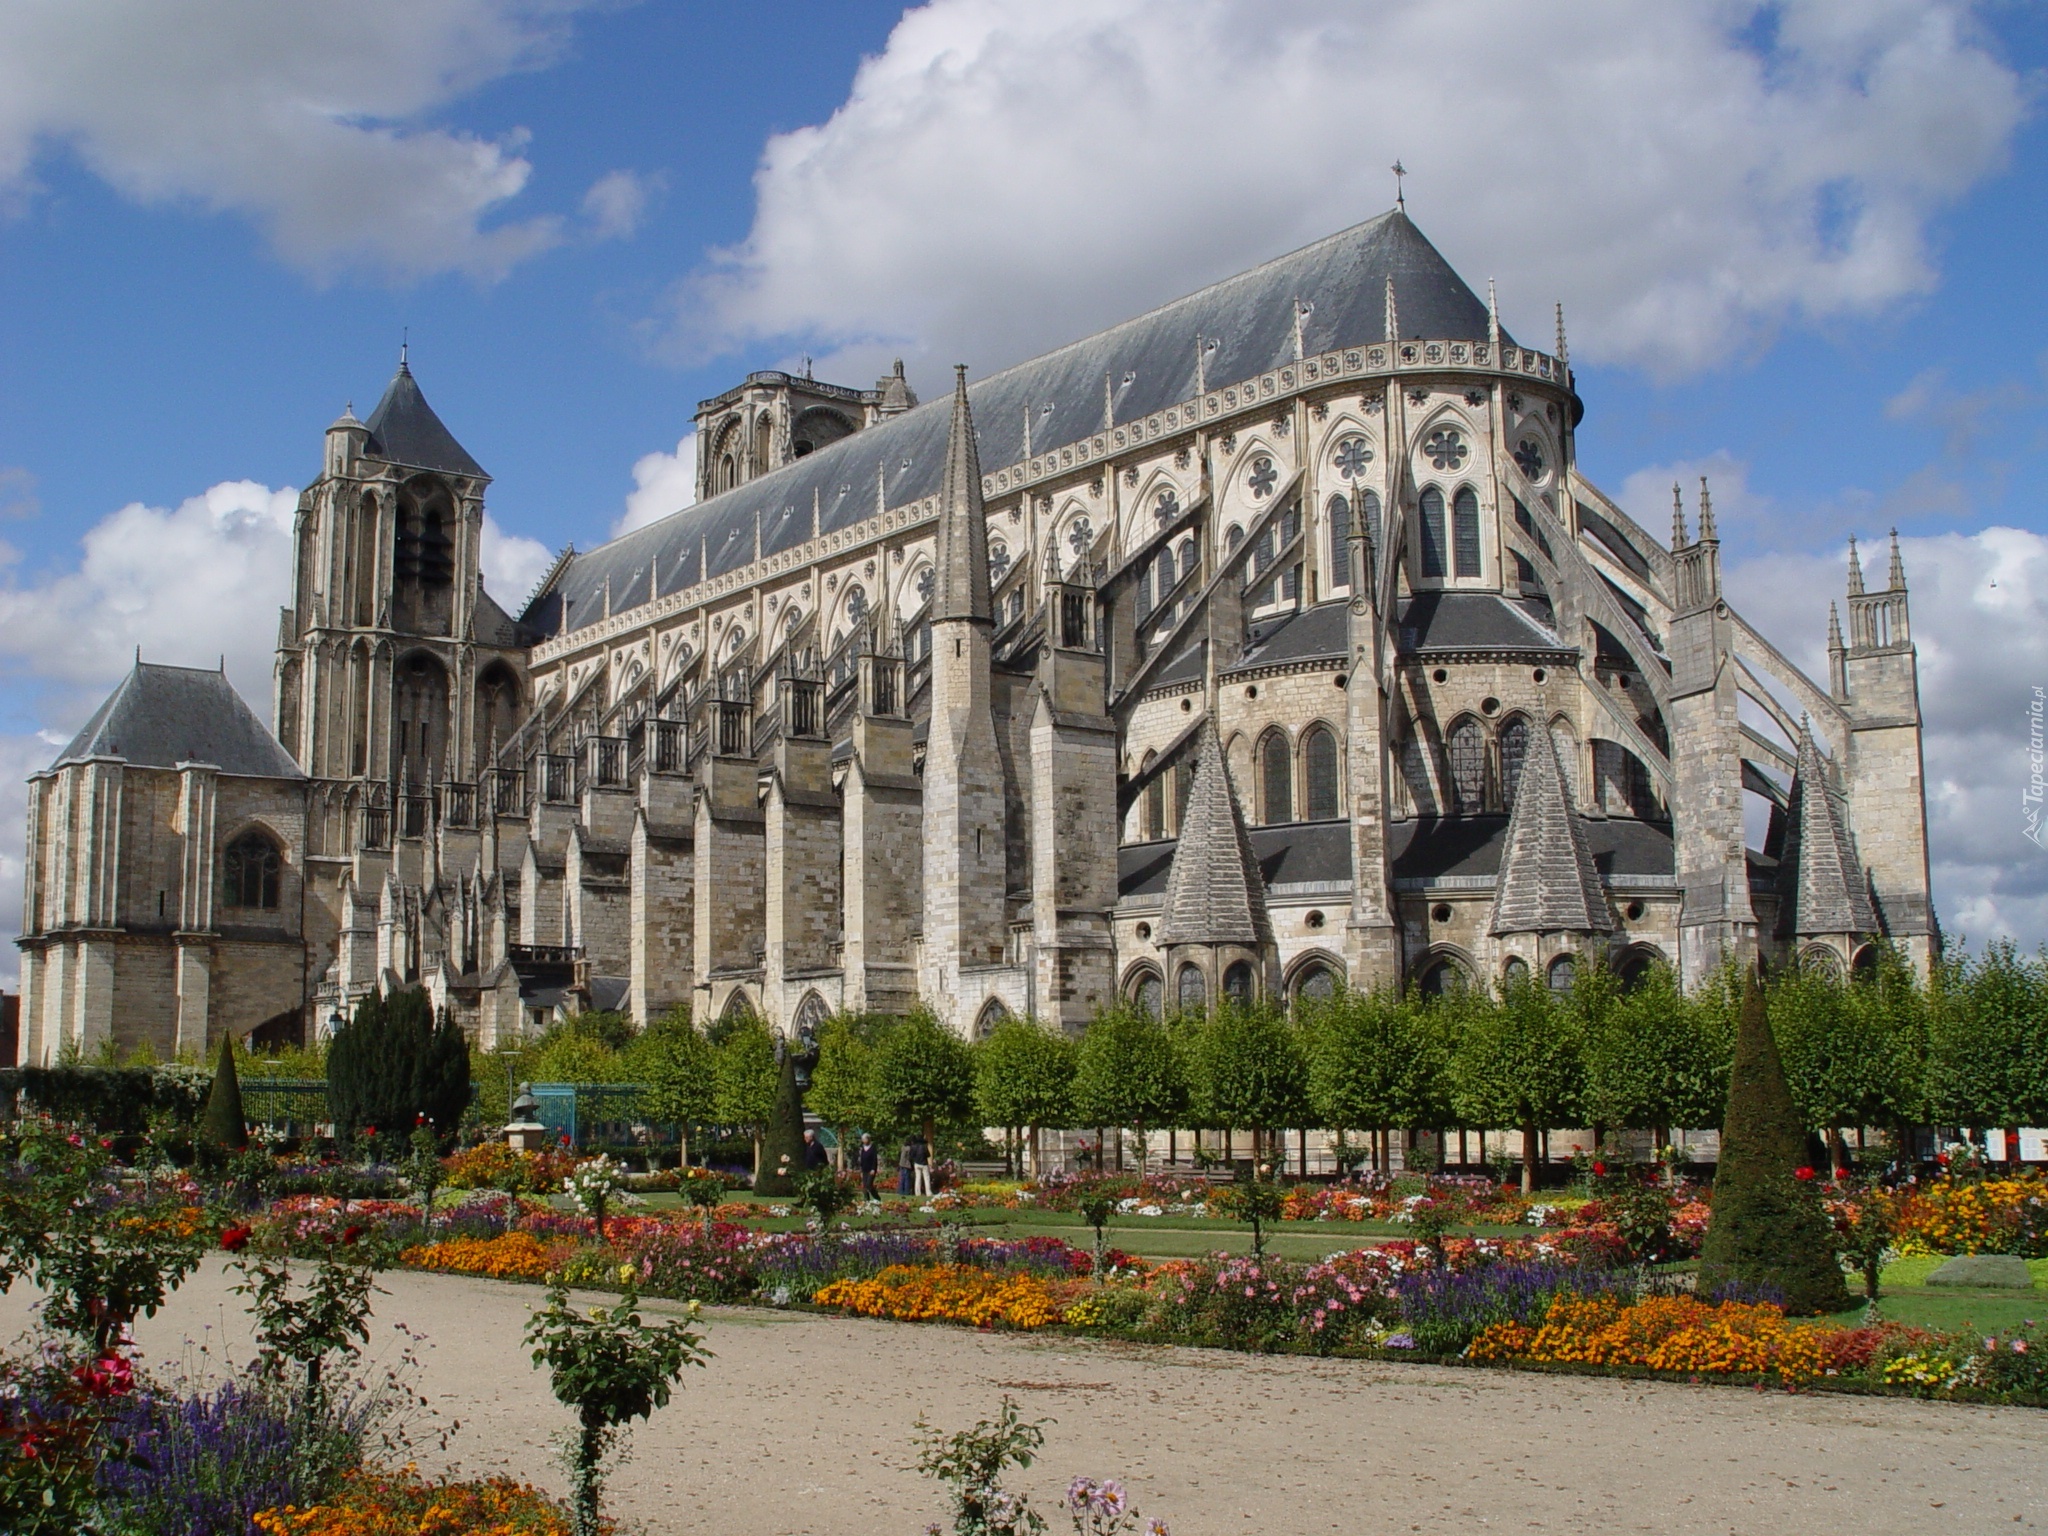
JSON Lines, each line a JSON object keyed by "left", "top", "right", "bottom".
{"left": 0, "top": 0, "right": 2045, "bottom": 964}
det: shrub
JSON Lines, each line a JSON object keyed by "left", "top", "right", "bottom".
{"left": 1698, "top": 976, "right": 1850, "bottom": 1315}
{"left": 325, "top": 989, "right": 471, "bottom": 1144}
{"left": 200, "top": 1032, "right": 249, "bottom": 1153}
{"left": 255, "top": 1466, "right": 582, "bottom": 1536}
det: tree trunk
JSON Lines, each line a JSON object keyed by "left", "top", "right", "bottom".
{"left": 1134, "top": 1121, "right": 1146, "bottom": 1177}
{"left": 751, "top": 1128, "right": 762, "bottom": 1180}
{"left": 1298, "top": 1127, "right": 1308, "bottom": 1180}
{"left": 1169, "top": 1127, "right": 1178, "bottom": 1168}
{"left": 2008, "top": 1125, "right": 2024, "bottom": 1166}
{"left": 1829, "top": 1127, "right": 1850, "bottom": 1180}
{"left": 1522, "top": 1121, "right": 1539, "bottom": 1194}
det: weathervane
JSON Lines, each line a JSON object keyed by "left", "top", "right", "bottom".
{"left": 1391, "top": 160, "right": 1406, "bottom": 209}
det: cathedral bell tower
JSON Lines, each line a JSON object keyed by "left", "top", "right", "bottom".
{"left": 275, "top": 355, "right": 500, "bottom": 851}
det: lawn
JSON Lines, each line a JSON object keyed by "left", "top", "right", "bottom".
{"left": 1819, "top": 1255, "right": 2048, "bottom": 1334}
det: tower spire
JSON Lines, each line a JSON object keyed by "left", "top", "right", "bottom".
{"left": 1671, "top": 483, "right": 1688, "bottom": 550}
{"left": 932, "top": 365, "right": 991, "bottom": 623}
{"left": 1487, "top": 278, "right": 1500, "bottom": 357}
{"left": 1697, "top": 475, "right": 1715, "bottom": 541}
{"left": 1846, "top": 536, "right": 1865, "bottom": 596}
{"left": 1888, "top": 527, "right": 1906, "bottom": 590}
{"left": 1554, "top": 302, "right": 1569, "bottom": 375}
{"left": 1384, "top": 276, "right": 1399, "bottom": 344}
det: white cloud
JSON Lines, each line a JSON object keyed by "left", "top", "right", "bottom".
{"left": 582, "top": 169, "right": 658, "bottom": 242}
{"left": 677, "top": 0, "right": 2024, "bottom": 382}
{"left": 1725, "top": 527, "right": 2048, "bottom": 952}
{"left": 480, "top": 517, "right": 555, "bottom": 605}
{"left": 616, "top": 432, "right": 697, "bottom": 536}
{"left": 0, "top": 0, "right": 600, "bottom": 282}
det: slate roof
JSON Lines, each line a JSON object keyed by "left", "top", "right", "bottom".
{"left": 52, "top": 662, "right": 304, "bottom": 778}
{"left": 1152, "top": 642, "right": 1206, "bottom": 689}
{"left": 525, "top": 209, "right": 1504, "bottom": 637}
{"left": 1489, "top": 727, "right": 1612, "bottom": 934}
{"left": 1233, "top": 601, "right": 1350, "bottom": 670}
{"left": 1396, "top": 592, "right": 1564, "bottom": 653}
{"left": 1119, "top": 819, "right": 1353, "bottom": 900}
{"left": 364, "top": 362, "right": 487, "bottom": 480}
{"left": 1155, "top": 723, "right": 1272, "bottom": 946}
{"left": 1776, "top": 725, "right": 1878, "bottom": 937}
{"left": 1389, "top": 815, "right": 1673, "bottom": 883}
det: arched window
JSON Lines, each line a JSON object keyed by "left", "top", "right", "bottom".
{"left": 1418, "top": 958, "right": 1462, "bottom": 998}
{"left": 1452, "top": 486, "right": 1482, "bottom": 578}
{"left": 1447, "top": 717, "right": 1486, "bottom": 815}
{"left": 1616, "top": 948, "right": 1660, "bottom": 991}
{"left": 1502, "top": 956, "right": 1530, "bottom": 988}
{"left": 1261, "top": 731, "right": 1293, "bottom": 824}
{"left": 1327, "top": 494, "right": 1351, "bottom": 590}
{"left": 720, "top": 988, "right": 756, "bottom": 1021}
{"left": 1296, "top": 964, "right": 1338, "bottom": 1003}
{"left": 222, "top": 831, "right": 281, "bottom": 909}
{"left": 1418, "top": 487, "right": 1447, "bottom": 579}
{"left": 1302, "top": 725, "right": 1340, "bottom": 820}
{"left": 973, "top": 999, "right": 1010, "bottom": 1038}
{"left": 1223, "top": 960, "right": 1255, "bottom": 1003}
{"left": 1177, "top": 964, "right": 1207, "bottom": 1013}
{"left": 1547, "top": 955, "right": 1577, "bottom": 992}
{"left": 1133, "top": 971, "right": 1164, "bottom": 1019}
{"left": 1173, "top": 761, "right": 1193, "bottom": 831}
{"left": 1137, "top": 566, "right": 1153, "bottom": 615}
{"left": 1400, "top": 736, "right": 1437, "bottom": 816}
{"left": 1141, "top": 752, "right": 1164, "bottom": 841}
{"left": 1499, "top": 716, "right": 1530, "bottom": 810}
{"left": 1226, "top": 525, "right": 1245, "bottom": 552}
{"left": 1278, "top": 505, "right": 1301, "bottom": 601}
{"left": 1359, "top": 490, "right": 1381, "bottom": 591}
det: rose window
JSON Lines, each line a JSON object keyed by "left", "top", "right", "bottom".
{"left": 1332, "top": 436, "right": 1373, "bottom": 481}
{"left": 1247, "top": 456, "right": 1277, "bottom": 499}
{"left": 1423, "top": 428, "right": 1467, "bottom": 471}
{"left": 1514, "top": 439, "right": 1546, "bottom": 480}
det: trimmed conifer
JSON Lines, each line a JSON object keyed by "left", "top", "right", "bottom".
{"left": 201, "top": 1030, "right": 248, "bottom": 1152}
{"left": 754, "top": 1047, "right": 806, "bottom": 1197}
{"left": 1698, "top": 973, "right": 1849, "bottom": 1315}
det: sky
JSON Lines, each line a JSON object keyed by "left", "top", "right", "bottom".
{"left": 0, "top": 0, "right": 2044, "bottom": 982}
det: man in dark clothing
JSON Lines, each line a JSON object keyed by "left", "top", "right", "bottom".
{"left": 857, "top": 1132, "right": 880, "bottom": 1199}
{"left": 803, "top": 1128, "right": 830, "bottom": 1170}
{"left": 897, "top": 1137, "right": 915, "bottom": 1195}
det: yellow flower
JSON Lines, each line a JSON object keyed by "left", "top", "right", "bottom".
{"left": 618, "top": 1264, "right": 636, "bottom": 1285}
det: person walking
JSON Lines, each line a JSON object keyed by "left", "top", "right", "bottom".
{"left": 803, "top": 1127, "right": 829, "bottom": 1170}
{"left": 897, "top": 1136, "right": 915, "bottom": 1196}
{"left": 911, "top": 1133, "right": 933, "bottom": 1198}
{"left": 857, "top": 1132, "right": 880, "bottom": 1200}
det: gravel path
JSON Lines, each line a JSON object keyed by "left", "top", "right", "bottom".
{"left": 3, "top": 1261, "right": 2043, "bottom": 1534}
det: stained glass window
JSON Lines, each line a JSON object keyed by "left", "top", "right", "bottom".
{"left": 1424, "top": 428, "right": 1467, "bottom": 470}
{"left": 1452, "top": 486, "right": 1482, "bottom": 578}
{"left": 1177, "top": 964, "right": 1206, "bottom": 1012}
{"left": 1514, "top": 439, "right": 1546, "bottom": 480}
{"left": 1332, "top": 436, "right": 1372, "bottom": 480}
{"left": 222, "top": 831, "right": 281, "bottom": 909}
{"left": 1327, "top": 494, "right": 1351, "bottom": 589}
{"left": 1303, "top": 726, "right": 1340, "bottom": 820}
{"left": 1499, "top": 716, "right": 1529, "bottom": 810}
{"left": 1447, "top": 717, "right": 1486, "bottom": 815}
{"left": 1261, "top": 731, "right": 1293, "bottom": 824}
{"left": 1419, "top": 487, "right": 1447, "bottom": 579}
{"left": 1247, "top": 456, "right": 1277, "bottom": 499}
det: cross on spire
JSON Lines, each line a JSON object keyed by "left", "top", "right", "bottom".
{"left": 1391, "top": 160, "right": 1406, "bottom": 209}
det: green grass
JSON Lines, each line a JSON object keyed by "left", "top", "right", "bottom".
{"left": 1817, "top": 1255, "right": 2048, "bottom": 1334}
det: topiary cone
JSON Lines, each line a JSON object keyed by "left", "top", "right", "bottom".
{"left": 755, "top": 1049, "right": 805, "bottom": 1197}
{"left": 201, "top": 1030, "right": 249, "bottom": 1152}
{"left": 1698, "top": 973, "right": 1848, "bottom": 1315}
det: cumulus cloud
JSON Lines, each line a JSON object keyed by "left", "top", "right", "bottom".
{"left": 480, "top": 517, "right": 555, "bottom": 604}
{"left": 616, "top": 432, "right": 697, "bottom": 536}
{"left": 582, "top": 169, "right": 659, "bottom": 242}
{"left": 1725, "top": 528, "right": 2048, "bottom": 952}
{"left": 0, "top": 0, "right": 601, "bottom": 282}
{"left": 674, "top": 0, "right": 2024, "bottom": 383}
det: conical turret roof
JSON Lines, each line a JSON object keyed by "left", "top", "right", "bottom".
{"left": 364, "top": 360, "right": 486, "bottom": 479}
{"left": 1776, "top": 724, "right": 1878, "bottom": 938}
{"left": 1490, "top": 726, "right": 1611, "bottom": 935}
{"left": 1157, "top": 723, "right": 1271, "bottom": 948}
{"left": 932, "top": 365, "right": 991, "bottom": 622}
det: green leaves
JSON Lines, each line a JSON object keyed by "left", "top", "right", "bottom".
{"left": 974, "top": 1017, "right": 1076, "bottom": 1132}
{"left": 1926, "top": 942, "right": 2048, "bottom": 1129}
{"left": 1179, "top": 1002, "right": 1303, "bottom": 1134}
{"left": 324, "top": 988, "right": 470, "bottom": 1144}
{"left": 1581, "top": 964, "right": 1727, "bottom": 1131}
{"left": 1445, "top": 973, "right": 1583, "bottom": 1132}
{"left": 710, "top": 1013, "right": 779, "bottom": 1130}
{"left": 1303, "top": 987, "right": 1448, "bottom": 1132}
{"left": 870, "top": 1009, "right": 977, "bottom": 1139}
{"left": 200, "top": 1031, "right": 248, "bottom": 1152}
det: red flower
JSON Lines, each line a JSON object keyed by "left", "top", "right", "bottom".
{"left": 98, "top": 1138, "right": 112, "bottom": 1149}
{"left": 72, "top": 1354, "right": 134, "bottom": 1399}
{"left": 67, "top": 1134, "right": 83, "bottom": 1147}
{"left": 363, "top": 1125, "right": 377, "bottom": 1138}
{"left": 221, "top": 1225, "right": 252, "bottom": 1252}
{"left": 1592, "top": 1161, "right": 1608, "bottom": 1177}
{"left": 341, "top": 1224, "right": 365, "bottom": 1245}
{"left": 1794, "top": 1166, "right": 1816, "bottom": 1182}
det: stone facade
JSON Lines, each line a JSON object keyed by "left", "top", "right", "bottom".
{"left": 16, "top": 206, "right": 1937, "bottom": 1061}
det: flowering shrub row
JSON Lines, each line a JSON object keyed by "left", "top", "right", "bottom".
{"left": 1891, "top": 1175, "right": 2048, "bottom": 1257}
{"left": 397, "top": 1232, "right": 568, "bottom": 1282}
{"left": 1468, "top": 1293, "right": 1828, "bottom": 1382}
{"left": 813, "top": 1264, "right": 1074, "bottom": 1329}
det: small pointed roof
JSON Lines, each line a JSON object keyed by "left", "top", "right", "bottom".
{"left": 1156, "top": 723, "right": 1272, "bottom": 949}
{"left": 364, "top": 360, "right": 487, "bottom": 479}
{"left": 1777, "top": 724, "right": 1878, "bottom": 938}
{"left": 932, "top": 365, "right": 991, "bottom": 622}
{"left": 1489, "top": 726, "right": 1611, "bottom": 935}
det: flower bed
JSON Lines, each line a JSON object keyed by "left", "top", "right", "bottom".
{"left": 398, "top": 1231, "right": 570, "bottom": 1282}
{"left": 813, "top": 1264, "right": 1075, "bottom": 1329}
{"left": 1468, "top": 1292, "right": 1828, "bottom": 1382}
{"left": 255, "top": 1465, "right": 583, "bottom": 1536}
{"left": 1894, "top": 1175, "right": 2048, "bottom": 1257}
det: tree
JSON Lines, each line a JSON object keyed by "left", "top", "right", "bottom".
{"left": 1303, "top": 987, "right": 1448, "bottom": 1174}
{"left": 1771, "top": 958, "right": 1922, "bottom": 1176}
{"left": 806, "top": 1012, "right": 889, "bottom": 1160}
{"left": 755, "top": 1047, "right": 807, "bottom": 1198}
{"left": 974, "top": 1017, "right": 1077, "bottom": 1177}
{"left": 711, "top": 1013, "right": 778, "bottom": 1178}
{"left": 1445, "top": 974, "right": 1583, "bottom": 1193}
{"left": 1927, "top": 942, "right": 2048, "bottom": 1159}
{"left": 624, "top": 1008, "right": 714, "bottom": 1165}
{"left": 1581, "top": 964, "right": 1728, "bottom": 1142}
{"left": 870, "top": 1009, "right": 976, "bottom": 1147}
{"left": 1072, "top": 1001, "right": 1184, "bottom": 1174}
{"left": 200, "top": 1030, "right": 248, "bottom": 1152}
{"left": 1698, "top": 974, "right": 1850, "bottom": 1315}
{"left": 1182, "top": 1001, "right": 1306, "bottom": 1170}
{"left": 325, "top": 987, "right": 471, "bottom": 1145}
